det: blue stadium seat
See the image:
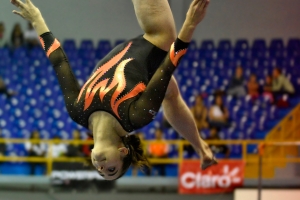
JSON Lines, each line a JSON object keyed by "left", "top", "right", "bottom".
{"left": 252, "top": 39, "right": 267, "bottom": 50}
{"left": 80, "top": 40, "right": 94, "bottom": 50}
{"left": 234, "top": 39, "right": 249, "bottom": 50}
{"left": 1, "top": 37, "right": 300, "bottom": 167}
{"left": 201, "top": 40, "right": 215, "bottom": 50}
{"left": 270, "top": 39, "right": 284, "bottom": 50}
{"left": 63, "top": 39, "right": 77, "bottom": 50}
{"left": 97, "top": 40, "right": 112, "bottom": 50}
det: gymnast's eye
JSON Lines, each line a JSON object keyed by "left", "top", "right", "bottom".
{"left": 108, "top": 167, "right": 115, "bottom": 173}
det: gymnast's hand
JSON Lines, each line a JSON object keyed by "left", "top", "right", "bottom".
{"left": 11, "top": 0, "right": 49, "bottom": 35}
{"left": 11, "top": 0, "right": 42, "bottom": 23}
{"left": 185, "top": 0, "right": 210, "bottom": 28}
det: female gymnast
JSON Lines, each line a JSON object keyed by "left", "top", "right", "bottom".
{"left": 10, "top": 0, "right": 217, "bottom": 180}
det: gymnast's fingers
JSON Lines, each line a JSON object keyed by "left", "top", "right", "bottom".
{"left": 10, "top": 0, "right": 25, "bottom": 9}
{"left": 200, "top": 0, "right": 209, "bottom": 10}
{"left": 25, "top": 0, "right": 33, "bottom": 6}
{"left": 12, "top": 10, "right": 25, "bottom": 19}
{"left": 190, "top": 0, "right": 199, "bottom": 8}
{"left": 203, "top": 0, "right": 210, "bottom": 9}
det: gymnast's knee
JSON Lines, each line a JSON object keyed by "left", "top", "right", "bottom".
{"left": 164, "top": 77, "right": 180, "bottom": 101}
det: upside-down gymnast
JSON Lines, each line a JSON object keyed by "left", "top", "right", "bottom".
{"left": 11, "top": 0, "right": 217, "bottom": 180}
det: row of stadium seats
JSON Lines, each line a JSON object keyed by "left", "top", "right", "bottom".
{"left": 0, "top": 38, "right": 300, "bottom": 161}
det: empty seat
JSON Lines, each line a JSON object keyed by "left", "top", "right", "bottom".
{"left": 269, "top": 39, "right": 284, "bottom": 50}
{"left": 218, "top": 39, "right": 232, "bottom": 50}
{"left": 63, "top": 39, "right": 77, "bottom": 50}
{"left": 252, "top": 39, "right": 267, "bottom": 50}
{"left": 97, "top": 39, "right": 112, "bottom": 50}
{"left": 200, "top": 40, "right": 215, "bottom": 50}
{"left": 79, "top": 40, "right": 94, "bottom": 50}
{"left": 234, "top": 39, "right": 249, "bottom": 50}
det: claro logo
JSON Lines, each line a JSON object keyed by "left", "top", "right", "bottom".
{"left": 180, "top": 165, "right": 241, "bottom": 189}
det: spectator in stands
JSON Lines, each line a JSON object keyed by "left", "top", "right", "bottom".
{"left": 262, "top": 75, "right": 274, "bottom": 103}
{"left": 66, "top": 130, "right": 84, "bottom": 157}
{"left": 208, "top": 94, "right": 230, "bottom": 128}
{"left": 24, "top": 22, "right": 39, "bottom": 49}
{"left": 247, "top": 74, "right": 259, "bottom": 101}
{"left": 49, "top": 135, "right": 67, "bottom": 158}
{"left": 0, "top": 76, "right": 16, "bottom": 98}
{"left": 190, "top": 95, "right": 208, "bottom": 131}
{"left": 82, "top": 133, "right": 93, "bottom": 158}
{"left": 10, "top": 23, "right": 24, "bottom": 49}
{"left": 272, "top": 68, "right": 295, "bottom": 97}
{"left": 227, "top": 66, "right": 246, "bottom": 98}
{"left": 0, "top": 130, "right": 6, "bottom": 157}
{"left": 206, "top": 127, "right": 230, "bottom": 158}
{"left": 0, "top": 130, "right": 6, "bottom": 174}
{"left": 0, "top": 22, "right": 8, "bottom": 48}
{"left": 25, "top": 130, "right": 47, "bottom": 175}
{"left": 147, "top": 128, "right": 169, "bottom": 176}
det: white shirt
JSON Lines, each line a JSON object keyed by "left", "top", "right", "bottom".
{"left": 24, "top": 30, "right": 39, "bottom": 41}
{"left": 211, "top": 106, "right": 224, "bottom": 117}
{"left": 49, "top": 143, "right": 67, "bottom": 158}
{"left": 25, "top": 142, "right": 47, "bottom": 156}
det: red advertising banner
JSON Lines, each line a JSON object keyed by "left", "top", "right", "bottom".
{"left": 179, "top": 160, "right": 245, "bottom": 194}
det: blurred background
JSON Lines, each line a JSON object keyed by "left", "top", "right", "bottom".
{"left": 0, "top": 0, "right": 299, "bottom": 200}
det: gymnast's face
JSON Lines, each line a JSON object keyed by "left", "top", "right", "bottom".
{"left": 91, "top": 146, "right": 129, "bottom": 180}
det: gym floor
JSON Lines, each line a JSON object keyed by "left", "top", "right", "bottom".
{"left": 0, "top": 191, "right": 233, "bottom": 200}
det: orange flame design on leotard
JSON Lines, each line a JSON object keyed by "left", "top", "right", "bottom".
{"left": 169, "top": 42, "right": 187, "bottom": 67}
{"left": 77, "top": 42, "right": 146, "bottom": 119}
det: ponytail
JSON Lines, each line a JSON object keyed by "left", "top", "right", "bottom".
{"left": 118, "top": 135, "right": 149, "bottom": 178}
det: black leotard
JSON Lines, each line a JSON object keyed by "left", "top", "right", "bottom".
{"left": 40, "top": 32, "right": 188, "bottom": 132}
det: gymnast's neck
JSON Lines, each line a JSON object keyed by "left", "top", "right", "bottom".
{"left": 88, "top": 111, "right": 128, "bottom": 142}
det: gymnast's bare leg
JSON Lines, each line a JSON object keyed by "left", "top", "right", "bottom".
{"left": 132, "top": 0, "right": 177, "bottom": 51}
{"left": 132, "top": 0, "right": 217, "bottom": 169}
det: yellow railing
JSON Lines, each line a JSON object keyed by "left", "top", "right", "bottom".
{"left": 0, "top": 139, "right": 299, "bottom": 177}
{"left": 265, "top": 104, "right": 300, "bottom": 161}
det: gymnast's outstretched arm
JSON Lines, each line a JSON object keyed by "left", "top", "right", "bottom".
{"left": 129, "top": 0, "right": 210, "bottom": 126}
{"left": 129, "top": 0, "right": 216, "bottom": 169}
{"left": 11, "top": 0, "right": 80, "bottom": 121}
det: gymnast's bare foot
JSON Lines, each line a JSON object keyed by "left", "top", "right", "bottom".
{"left": 198, "top": 142, "right": 218, "bottom": 170}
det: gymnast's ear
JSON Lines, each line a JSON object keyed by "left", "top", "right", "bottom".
{"left": 118, "top": 147, "right": 129, "bottom": 156}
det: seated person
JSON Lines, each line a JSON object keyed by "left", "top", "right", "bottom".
{"left": 272, "top": 68, "right": 295, "bottom": 96}
{"left": 66, "top": 130, "right": 84, "bottom": 157}
{"left": 190, "top": 95, "right": 208, "bottom": 131}
{"left": 227, "top": 66, "right": 247, "bottom": 98}
{"left": 10, "top": 23, "right": 24, "bottom": 49}
{"left": 247, "top": 74, "right": 259, "bottom": 101}
{"left": 206, "top": 127, "right": 230, "bottom": 158}
{"left": 0, "top": 130, "right": 6, "bottom": 174}
{"left": 0, "top": 130, "right": 6, "bottom": 157}
{"left": 262, "top": 75, "right": 274, "bottom": 103}
{"left": 24, "top": 22, "right": 39, "bottom": 49}
{"left": 147, "top": 128, "right": 170, "bottom": 176}
{"left": 50, "top": 135, "right": 67, "bottom": 158}
{"left": 0, "top": 76, "right": 15, "bottom": 98}
{"left": 208, "top": 94, "right": 230, "bottom": 128}
{"left": 25, "top": 130, "right": 47, "bottom": 175}
{"left": 82, "top": 133, "right": 93, "bottom": 157}
{"left": 0, "top": 22, "right": 8, "bottom": 48}
{"left": 49, "top": 135, "right": 67, "bottom": 170}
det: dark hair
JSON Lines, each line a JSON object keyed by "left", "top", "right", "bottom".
{"left": 118, "top": 135, "right": 149, "bottom": 179}
{"left": 274, "top": 67, "right": 282, "bottom": 74}
{"left": 213, "top": 94, "right": 226, "bottom": 112}
{"left": 30, "top": 130, "right": 40, "bottom": 139}
{"left": 250, "top": 73, "right": 256, "bottom": 78}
